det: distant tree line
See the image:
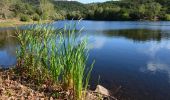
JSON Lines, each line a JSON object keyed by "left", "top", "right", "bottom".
{"left": 0, "top": 0, "right": 170, "bottom": 21}
{"left": 54, "top": 0, "right": 170, "bottom": 21}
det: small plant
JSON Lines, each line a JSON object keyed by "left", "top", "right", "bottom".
{"left": 165, "top": 14, "right": 170, "bottom": 21}
{"left": 20, "top": 14, "right": 31, "bottom": 22}
{"left": 32, "top": 14, "right": 40, "bottom": 21}
{"left": 42, "top": 12, "right": 48, "bottom": 20}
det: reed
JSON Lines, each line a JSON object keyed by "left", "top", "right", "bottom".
{"left": 15, "top": 22, "right": 94, "bottom": 99}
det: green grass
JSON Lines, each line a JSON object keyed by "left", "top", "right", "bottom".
{"left": 15, "top": 22, "right": 94, "bottom": 99}
{"left": 0, "top": 22, "right": 15, "bottom": 27}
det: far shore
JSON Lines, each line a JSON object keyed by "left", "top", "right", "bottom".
{"left": 0, "top": 19, "right": 52, "bottom": 28}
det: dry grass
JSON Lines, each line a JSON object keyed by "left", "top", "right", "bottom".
{"left": 0, "top": 68, "right": 51, "bottom": 99}
{"left": 0, "top": 19, "right": 51, "bottom": 28}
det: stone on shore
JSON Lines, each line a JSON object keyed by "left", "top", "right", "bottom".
{"left": 95, "top": 85, "right": 110, "bottom": 96}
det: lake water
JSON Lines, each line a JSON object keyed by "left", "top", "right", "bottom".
{"left": 1, "top": 21, "right": 170, "bottom": 100}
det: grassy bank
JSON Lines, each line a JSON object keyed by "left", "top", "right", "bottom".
{"left": 0, "top": 19, "right": 52, "bottom": 28}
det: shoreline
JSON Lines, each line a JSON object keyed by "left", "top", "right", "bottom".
{"left": 0, "top": 19, "right": 53, "bottom": 28}
{"left": 1, "top": 19, "right": 170, "bottom": 29}
{"left": 0, "top": 67, "right": 115, "bottom": 99}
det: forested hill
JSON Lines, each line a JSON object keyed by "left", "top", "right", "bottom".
{"left": 0, "top": 0, "right": 56, "bottom": 21}
{"left": 0, "top": 0, "right": 170, "bottom": 21}
{"left": 53, "top": 0, "right": 170, "bottom": 21}
{"left": 53, "top": 1, "right": 87, "bottom": 12}
{"left": 83, "top": 0, "right": 170, "bottom": 21}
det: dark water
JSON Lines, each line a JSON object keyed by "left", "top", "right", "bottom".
{"left": 0, "top": 29, "right": 17, "bottom": 67}
{"left": 1, "top": 21, "right": 170, "bottom": 100}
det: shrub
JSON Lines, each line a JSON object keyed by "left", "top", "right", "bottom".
{"left": 32, "top": 14, "right": 40, "bottom": 21}
{"left": 20, "top": 15, "right": 31, "bottom": 22}
{"left": 42, "top": 12, "right": 48, "bottom": 20}
{"left": 50, "top": 13, "right": 64, "bottom": 20}
{"left": 121, "top": 12, "right": 130, "bottom": 20}
{"left": 165, "top": 14, "right": 170, "bottom": 21}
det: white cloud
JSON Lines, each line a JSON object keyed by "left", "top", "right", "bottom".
{"left": 88, "top": 36, "right": 106, "bottom": 49}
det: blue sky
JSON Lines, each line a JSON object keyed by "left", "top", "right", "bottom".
{"left": 78, "top": 0, "right": 110, "bottom": 3}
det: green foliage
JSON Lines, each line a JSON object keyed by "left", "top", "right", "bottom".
{"left": 53, "top": 1, "right": 87, "bottom": 13}
{"left": 0, "top": 0, "right": 56, "bottom": 20}
{"left": 39, "top": 0, "right": 56, "bottom": 20}
{"left": 20, "top": 14, "right": 31, "bottom": 22}
{"left": 138, "top": 4, "right": 146, "bottom": 19}
{"left": 165, "top": 14, "right": 170, "bottom": 21}
{"left": 67, "top": 11, "right": 82, "bottom": 20}
{"left": 51, "top": 13, "right": 64, "bottom": 20}
{"left": 41, "top": 12, "right": 48, "bottom": 20}
{"left": 0, "top": 0, "right": 16, "bottom": 19}
{"left": 12, "top": 1, "right": 35, "bottom": 16}
{"left": 0, "top": 0, "right": 170, "bottom": 21}
{"left": 53, "top": 0, "right": 167, "bottom": 21}
{"left": 144, "top": 2, "right": 162, "bottom": 20}
{"left": 32, "top": 14, "right": 40, "bottom": 21}
{"left": 35, "top": 7, "right": 42, "bottom": 15}
{"left": 121, "top": 12, "right": 130, "bottom": 20}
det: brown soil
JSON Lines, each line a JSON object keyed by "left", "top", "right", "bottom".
{"left": 0, "top": 68, "right": 66, "bottom": 99}
{"left": 0, "top": 68, "right": 116, "bottom": 100}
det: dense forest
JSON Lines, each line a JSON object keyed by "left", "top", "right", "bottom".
{"left": 0, "top": 0, "right": 170, "bottom": 21}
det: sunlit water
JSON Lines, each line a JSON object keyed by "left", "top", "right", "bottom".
{"left": 1, "top": 21, "right": 170, "bottom": 100}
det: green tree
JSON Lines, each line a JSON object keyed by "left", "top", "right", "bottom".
{"left": 67, "top": 11, "right": 82, "bottom": 20}
{"left": 94, "top": 7, "right": 104, "bottom": 20}
{"left": 0, "top": 0, "right": 15, "bottom": 19}
{"left": 32, "top": 14, "right": 40, "bottom": 21}
{"left": 165, "top": 14, "right": 170, "bottom": 20}
{"left": 120, "top": 8, "right": 130, "bottom": 20}
{"left": 138, "top": 4, "right": 146, "bottom": 19}
{"left": 145, "top": 2, "right": 162, "bottom": 20}
{"left": 39, "top": 0, "right": 55, "bottom": 20}
{"left": 20, "top": 14, "right": 31, "bottom": 22}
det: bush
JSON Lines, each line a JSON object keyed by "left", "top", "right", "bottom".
{"left": 35, "top": 8, "right": 43, "bottom": 15}
{"left": 121, "top": 12, "right": 130, "bottom": 20}
{"left": 50, "top": 13, "right": 64, "bottom": 20}
{"left": 165, "top": 14, "right": 170, "bottom": 21}
{"left": 32, "top": 14, "right": 40, "bottom": 21}
{"left": 20, "top": 15, "right": 31, "bottom": 22}
{"left": 42, "top": 12, "right": 48, "bottom": 20}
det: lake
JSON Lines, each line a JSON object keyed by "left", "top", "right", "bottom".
{"left": 1, "top": 21, "right": 170, "bottom": 100}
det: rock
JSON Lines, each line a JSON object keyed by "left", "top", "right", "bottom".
{"left": 50, "top": 97, "right": 53, "bottom": 100}
{"left": 85, "top": 92, "right": 98, "bottom": 100}
{"left": 95, "top": 85, "right": 110, "bottom": 96}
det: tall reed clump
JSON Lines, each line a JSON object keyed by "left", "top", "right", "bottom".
{"left": 15, "top": 23, "right": 94, "bottom": 100}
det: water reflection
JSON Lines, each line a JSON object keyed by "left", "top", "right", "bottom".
{"left": 138, "top": 40, "right": 170, "bottom": 83}
{"left": 146, "top": 62, "right": 170, "bottom": 73}
{"left": 102, "top": 29, "right": 170, "bottom": 41}
{"left": 83, "top": 22, "right": 170, "bottom": 100}
{"left": 0, "top": 30, "right": 17, "bottom": 67}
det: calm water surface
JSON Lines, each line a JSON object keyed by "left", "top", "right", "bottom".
{"left": 1, "top": 21, "right": 170, "bottom": 100}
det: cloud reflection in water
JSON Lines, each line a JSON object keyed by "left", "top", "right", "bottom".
{"left": 140, "top": 40, "right": 170, "bottom": 81}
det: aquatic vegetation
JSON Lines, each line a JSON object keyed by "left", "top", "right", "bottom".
{"left": 15, "top": 23, "right": 94, "bottom": 99}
